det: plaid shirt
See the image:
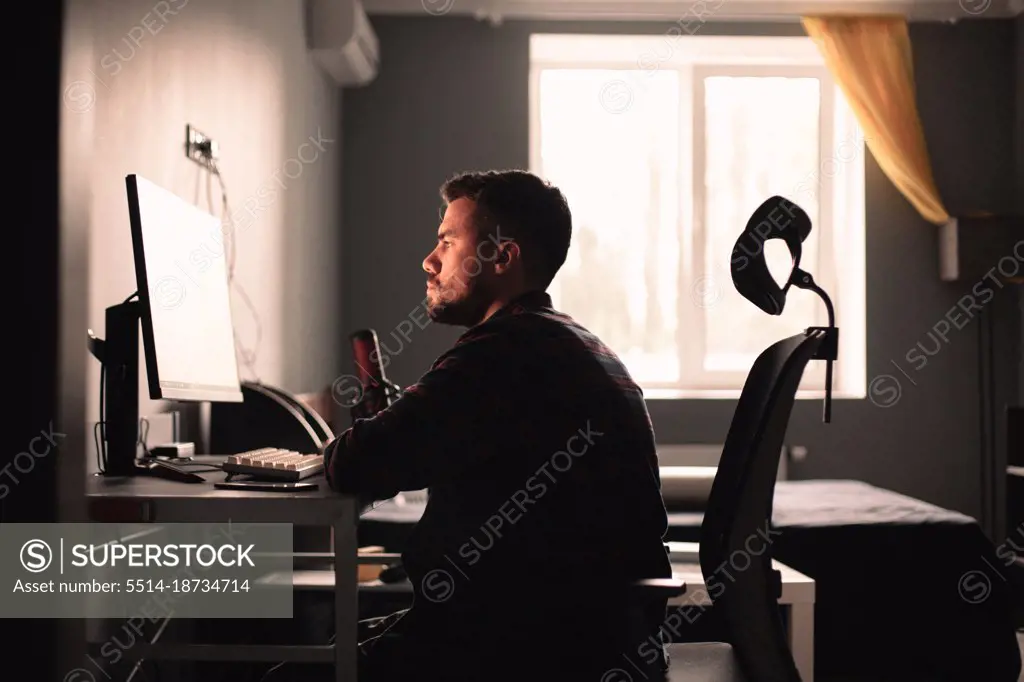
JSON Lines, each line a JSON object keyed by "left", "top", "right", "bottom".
{"left": 324, "top": 290, "right": 671, "bottom": 658}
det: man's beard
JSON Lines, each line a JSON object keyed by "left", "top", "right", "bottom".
{"left": 427, "top": 277, "right": 490, "bottom": 327}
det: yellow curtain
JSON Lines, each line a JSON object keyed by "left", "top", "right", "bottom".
{"left": 802, "top": 16, "right": 951, "bottom": 226}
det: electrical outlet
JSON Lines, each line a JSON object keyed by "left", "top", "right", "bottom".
{"left": 185, "top": 124, "right": 218, "bottom": 170}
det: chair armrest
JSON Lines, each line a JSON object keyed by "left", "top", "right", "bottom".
{"left": 631, "top": 578, "right": 687, "bottom": 599}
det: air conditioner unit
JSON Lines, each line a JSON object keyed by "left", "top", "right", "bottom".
{"left": 306, "top": 0, "right": 380, "bottom": 86}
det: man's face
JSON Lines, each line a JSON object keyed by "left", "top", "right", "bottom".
{"left": 422, "top": 197, "right": 495, "bottom": 326}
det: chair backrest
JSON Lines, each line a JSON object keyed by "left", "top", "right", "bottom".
{"left": 627, "top": 196, "right": 834, "bottom": 679}
{"left": 697, "top": 328, "right": 825, "bottom": 682}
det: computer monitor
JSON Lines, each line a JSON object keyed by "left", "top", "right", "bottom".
{"left": 126, "top": 173, "right": 244, "bottom": 403}
{"left": 87, "top": 174, "right": 243, "bottom": 478}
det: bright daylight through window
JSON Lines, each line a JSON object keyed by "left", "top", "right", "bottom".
{"left": 529, "top": 34, "right": 866, "bottom": 398}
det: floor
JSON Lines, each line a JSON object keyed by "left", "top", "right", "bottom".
{"left": 1018, "top": 631, "right": 1024, "bottom": 682}
{"left": 819, "top": 631, "right": 1024, "bottom": 682}
{"left": 148, "top": 627, "right": 1024, "bottom": 681}
{"left": 349, "top": 626, "right": 1024, "bottom": 682}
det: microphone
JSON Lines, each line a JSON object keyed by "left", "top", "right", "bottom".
{"left": 349, "top": 329, "right": 402, "bottom": 420}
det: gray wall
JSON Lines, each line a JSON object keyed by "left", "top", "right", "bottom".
{"left": 85, "top": 0, "right": 342, "bottom": 462}
{"left": 1018, "top": 15, "right": 1024, "bottom": 215}
{"left": 1017, "top": 14, "right": 1023, "bottom": 422}
{"left": 343, "top": 16, "right": 1018, "bottom": 519}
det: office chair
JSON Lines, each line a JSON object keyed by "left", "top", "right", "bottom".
{"left": 629, "top": 196, "right": 838, "bottom": 682}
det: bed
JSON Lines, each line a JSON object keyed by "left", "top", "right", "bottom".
{"left": 359, "top": 479, "right": 1022, "bottom": 681}
{"left": 664, "top": 479, "right": 1022, "bottom": 682}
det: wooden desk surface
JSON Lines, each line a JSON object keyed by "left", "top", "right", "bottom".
{"left": 86, "top": 457, "right": 354, "bottom": 524}
{"left": 86, "top": 458, "right": 361, "bottom": 682}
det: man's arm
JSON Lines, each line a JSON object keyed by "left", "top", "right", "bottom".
{"left": 323, "top": 330, "right": 515, "bottom": 500}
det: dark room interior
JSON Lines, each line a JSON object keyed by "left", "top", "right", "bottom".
{"left": 9, "top": 0, "right": 1024, "bottom": 680}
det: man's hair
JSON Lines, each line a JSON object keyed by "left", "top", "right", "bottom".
{"left": 440, "top": 169, "right": 572, "bottom": 290}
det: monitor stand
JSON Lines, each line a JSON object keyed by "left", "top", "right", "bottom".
{"left": 88, "top": 294, "right": 205, "bottom": 483}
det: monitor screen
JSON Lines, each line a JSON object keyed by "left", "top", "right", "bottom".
{"left": 126, "top": 174, "right": 243, "bottom": 402}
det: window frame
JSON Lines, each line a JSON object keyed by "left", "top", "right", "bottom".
{"left": 685, "top": 63, "right": 833, "bottom": 392}
{"left": 529, "top": 34, "right": 867, "bottom": 400}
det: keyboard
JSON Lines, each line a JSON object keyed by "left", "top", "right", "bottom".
{"left": 222, "top": 448, "right": 325, "bottom": 481}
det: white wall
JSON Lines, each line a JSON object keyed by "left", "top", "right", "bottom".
{"left": 84, "top": 0, "right": 342, "bottom": 463}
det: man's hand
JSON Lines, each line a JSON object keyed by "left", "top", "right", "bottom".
{"left": 323, "top": 329, "right": 518, "bottom": 499}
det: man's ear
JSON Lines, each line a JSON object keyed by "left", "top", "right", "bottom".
{"left": 495, "top": 241, "right": 520, "bottom": 272}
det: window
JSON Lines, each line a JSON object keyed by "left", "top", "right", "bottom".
{"left": 530, "top": 34, "right": 866, "bottom": 399}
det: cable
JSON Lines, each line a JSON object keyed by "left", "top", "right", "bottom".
{"left": 137, "top": 416, "right": 150, "bottom": 458}
{"left": 207, "top": 159, "right": 262, "bottom": 382}
{"left": 231, "top": 284, "right": 262, "bottom": 380}
{"left": 260, "top": 631, "right": 337, "bottom": 681}
{"left": 258, "top": 660, "right": 287, "bottom": 682}
{"left": 215, "top": 165, "right": 261, "bottom": 375}
{"left": 93, "top": 422, "right": 105, "bottom": 474}
{"left": 208, "top": 161, "right": 236, "bottom": 283}
{"left": 97, "top": 363, "right": 107, "bottom": 473}
{"left": 135, "top": 415, "right": 224, "bottom": 470}
{"left": 137, "top": 417, "right": 222, "bottom": 471}
{"left": 125, "top": 663, "right": 151, "bottom": 682}
{"left": 124, "top": 606, "right": 172, "bottom": 682}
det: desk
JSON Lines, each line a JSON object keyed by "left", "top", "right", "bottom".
{"left": 86, "top": 466, "right": 358, "bottom": 682}
{"left": 263, "top": 557, "right": 815, "bottom": 682}
{"left": 667, "top": 550, "right": 815, "bottom": 682}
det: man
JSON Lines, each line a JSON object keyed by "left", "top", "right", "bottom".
{"left": 323, "top": 170, "right": 672, "bottom": 681}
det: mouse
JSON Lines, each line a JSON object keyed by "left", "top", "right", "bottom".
{"left": 378, "top": 562, "right": 407, "bottom": 584}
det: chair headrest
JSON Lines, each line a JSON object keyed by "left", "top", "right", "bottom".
{"left": 730, "top": 196, "right": 812, "bottom": 316}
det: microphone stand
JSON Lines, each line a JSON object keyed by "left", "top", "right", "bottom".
{"left": 790, "top": 267, "right": 839, "bottom": 423}
{"left": 349, "top": 379, "right": 403, "bottom": 421}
